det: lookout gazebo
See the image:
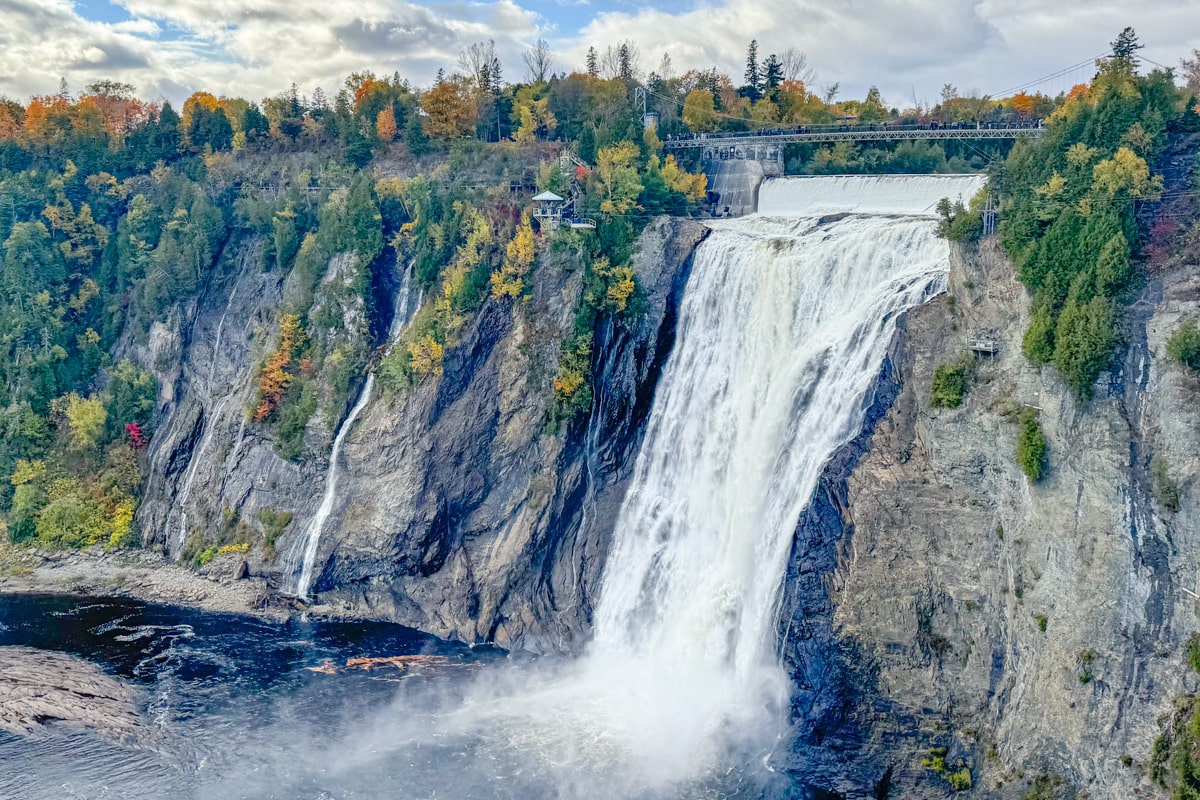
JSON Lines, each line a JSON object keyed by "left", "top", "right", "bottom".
{"left": 531, "top": 189, "right": 596, "bottom": 230}
{"left": 532, "top": 190, "right": 566, "bottom": 224}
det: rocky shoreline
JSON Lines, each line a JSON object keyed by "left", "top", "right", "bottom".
{"left": 0, "top": 545, "right": 288, "bottom": 621}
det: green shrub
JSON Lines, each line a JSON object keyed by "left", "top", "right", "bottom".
{"left": 1077, "top": 649, "right": 1096, "bottom": 684}
{"left": 1034, "top": 613, "right": 1048, "bottom": 632}
{"left": 274, "top": 382, "right": 318, "bottom": 461}
{"left": 1152, "top": 456, "right": 1181, "bottom": 513}
{"left": 1051, "top": 293, "right": 1117, "bottom": 401}
{"left": 1151, "top": 695, "right": 1200, "bottom": 795}
{"left": 1186, "top": 634, "right": 1200, "bottom": 674}
{"left": 256, "top": 507, "right": 293, "bottom": 559}
{"left": 1020, "top": 774, "right": 1070, "bottom": 800}
{"left": 930, "top": 355, "right": 974, "bottom": 408}
{"left": 1017, "top": 412, "right": 1047, "bottom": 482}
{"left": 196, "top": 545, "right": 219, "bottom": 567}
{"left": 946, "top": 767, "right": 973, "bottom": 791}
{"left": 1167, "top": 319, "right": 1200, "bottom": 371}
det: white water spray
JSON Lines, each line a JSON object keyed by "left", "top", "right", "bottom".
{"left": 391, "top": 175, "right": 987, "bottom": 794}
{"left": 284, "top": 266, "right": 419, "bottom": 598}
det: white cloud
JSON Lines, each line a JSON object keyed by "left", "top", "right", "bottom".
{"left": 556, "top": 0, "right": 1199, "bottom": 106}
{"left": 0, "top": 0, "right": 1195, "bottom": 107}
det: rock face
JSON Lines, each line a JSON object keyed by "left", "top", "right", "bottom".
{"left": 315, "top": 218, "right": 706, "bottom": 651}
{"left": 0, "top": 646, "right": 142, "bottom": 741}
{"left": 779, "top": 237, "right": 1200, "bottom": 798}
{"left": 137, "top": 218, "right": 706, "bottom": 652}
{"left": 129, "top": 199, "right": 1200, "bottom": 797}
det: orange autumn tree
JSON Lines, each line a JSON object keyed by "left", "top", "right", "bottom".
{"left": 1009, "top": 91, "right": 1037, "bottom": 117}
{"left": 256, "top": 314, "right": 305, "bottom": 421}
{"left": 376, "top": 107, "right": 397, "bottom": 141}
{"left": 421, "top": 77, "right": 477, "bottom": 139}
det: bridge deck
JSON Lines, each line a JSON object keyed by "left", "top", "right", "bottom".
{"left": 664, "top": 126, "right": 1045, "bottom": 150}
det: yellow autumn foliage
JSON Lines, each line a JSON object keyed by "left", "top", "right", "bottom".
{"left": 490, "top": 214, "right": 536, "bottom": 299}
{"left": 408, "top": 335, "right": 445, "bottom": 377}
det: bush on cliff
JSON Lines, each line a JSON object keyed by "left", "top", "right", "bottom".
{"left": 1016, "top": 411, "right": 1047, "bottom": 482}
{"left": 1167, "top": 319, "right": 1200, "bottom": 370}
{"left": 930, "top": 354, "right": 975, "bottom": 408}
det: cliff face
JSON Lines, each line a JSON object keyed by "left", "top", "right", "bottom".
{"left": 128, "top": 200, "right": 1200, "bottom": 797}
{"left": 136, "top": 218, "right": 706, "bottom": 652}
{"left": 782, "top": 237, "right": 1200, "bottom": 799}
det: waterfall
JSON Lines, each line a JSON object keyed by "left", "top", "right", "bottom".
{"left": 284, "top": 266, "right": 418, "bottom": 598}
{"left": 398, "top": 175, "right": 985, "bottom": 795}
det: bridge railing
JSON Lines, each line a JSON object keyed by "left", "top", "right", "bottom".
{"left": 663, "top": 123, "right": 1045, "bottom": 150}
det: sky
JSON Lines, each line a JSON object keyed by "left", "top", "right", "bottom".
{"left": 0, "top": 0, "right": 1196, "bottom": 109}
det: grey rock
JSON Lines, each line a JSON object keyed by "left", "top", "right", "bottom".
{"left": 0, "top": 646, "right": 142, "bottom": 742}
{"left": 777, "top": 238, "right": 1200, "bottom": 798}
{"left": 135, "top": 217, "right": 707, "bottom": 652}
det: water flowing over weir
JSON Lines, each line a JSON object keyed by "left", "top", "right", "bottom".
{"left": 355, "top": 174, "right": 987, "bottom": 797}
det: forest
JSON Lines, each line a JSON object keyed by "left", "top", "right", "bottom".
{"left": 0, "top": 30, "right": 1197, "bottom": 551}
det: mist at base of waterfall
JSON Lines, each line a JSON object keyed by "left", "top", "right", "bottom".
{"left": 0, "top": 594, "right": 785, "bottom": 800}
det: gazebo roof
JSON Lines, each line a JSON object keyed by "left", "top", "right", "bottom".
{"left": 532, "top": 190, "right": 564, "bottom": 202}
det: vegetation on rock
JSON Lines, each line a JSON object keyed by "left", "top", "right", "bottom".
{"left": 1016, "top": 411, "right": 1048, "bottom": 482}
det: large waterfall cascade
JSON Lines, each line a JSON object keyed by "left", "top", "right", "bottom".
{"left": 284, "top": 266, "right": 420, "bottom": 598}
{"left": 417, "top": 174, "right": 988, "bottom": 794}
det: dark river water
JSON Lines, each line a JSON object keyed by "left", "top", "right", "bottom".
{"left": 0, "top": 594, "right": 793, "bottom": 800}
{"left": 0, "top": 593, "right": 510, "bottom": 800}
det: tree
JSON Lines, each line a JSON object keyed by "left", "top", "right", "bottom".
{"left": 514, "top": 96, "right": 556, "bottom": 142}
{"left": 779, "top": 48, "right": 816, "bottom": 84}
{"left": 64, "top": 393, "right": 107, "bottom": 450}
{"left": 594, "top": 141, "right": 643, "bottom": 214}
{"left": 586, "top": 47, "right": 599, "bottom": 78}
{"left": 743, "top": 39, "right": 761, "bottom": 101}
{"left": 1167, "top": 320, "right": 1200, "bottom": 370}
{"left": 1182, "top": 50, "right": 1200, "bottom": 95}
{"left": 523, "top": 38, "right": 554, "bottom": 84}
{"left": 421, "top": 77, "right": 477, "bottom": 139}
{"left": 1110, "top": 26, "right": 1143, "bottom": 62}
{"left": 460, "top": 40, "right": 503, "bottom": 93}
{"left": 601, "top": 41, "right": 640, "bottom": 82}
{"left": 1016, "top": 413, "right": 1046, "bottom": 482}
{"left": 376, "top": 107, "right": 397, "bottom": 141}
{"left": 763, "top": 54, "right": 783, "bottom": 97}
{"left": 186, "top": 105, "right": 233, "bottom": 151}
{"left": 1091, "top": 146, "right": 1163, "bottom": 199}
{"left": 3, "top": 221, "right": 66, "bottom": 296}
{"left": 490, "top": 214, "right": 536, "bottom": 299}
{"left": 859, "top": 86, "right": 888, "bottom": 122}
{"left": 682, "top": 89, "right": 719, "bottom": 132}
{"left": 1052, "top": 293, "right": 1117, "bottom": 400}
{"left": 256, "top": 314, "right": 303, "bottom": 421}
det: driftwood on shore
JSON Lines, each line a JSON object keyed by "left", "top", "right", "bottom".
{"left": 0, "top": 646, "right": 143, "bottom": 742}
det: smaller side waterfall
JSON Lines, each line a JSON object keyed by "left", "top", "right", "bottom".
{"left": 284, "top": 374, "right": 376, "bottom": 597}
{"left": 284, "top": 267, "right": 419, "bottom": 598}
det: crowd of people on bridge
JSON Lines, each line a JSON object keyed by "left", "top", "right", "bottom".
{"left": 664, "top": 119, "right": 1045, "bottom": 143}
